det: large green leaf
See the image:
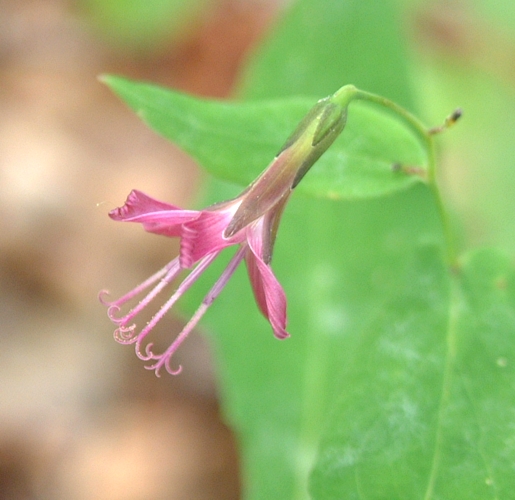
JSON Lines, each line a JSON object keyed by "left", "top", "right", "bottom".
{"left": 192, "top": 183, "right": 444, "bottom": 500}
{"left": 309, "top": 248, "right": 515, "bottom": 498}
{"left": 103, "top": 75, "right": 426, "bottom": 200}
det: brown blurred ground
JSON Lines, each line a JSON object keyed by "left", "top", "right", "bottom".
{"left": 0, "top": 0, "right": 275, "bottom": 498}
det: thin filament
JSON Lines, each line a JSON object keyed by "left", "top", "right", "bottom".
{"left": 135, "top": 251, "right": 220, "bottom": 359}
{"left": 110, "top": 259, "right": 182, "bottom": 326}
{"left": 147, "top": 246, "right": 248, "bottom": 376}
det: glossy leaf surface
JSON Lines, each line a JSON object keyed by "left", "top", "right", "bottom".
{"left": 103, "top": 75, "right": 426, "bottom": 200}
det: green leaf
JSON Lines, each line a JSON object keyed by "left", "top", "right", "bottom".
{"left": 309, "top": 248, "right": 515, "bottom": 498}
{"left": 191, "top": 183, "right": 444, "bottom": 500}
{"left": 102, "top": 75, "right": 426, "bottom": 200}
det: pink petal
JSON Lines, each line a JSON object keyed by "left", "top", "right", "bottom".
{"left": 179, "top": 203, "right": 242, "bottom": 268}
{"left": 109, "top": 190, "right": 198, "bottom": 237}
{"left": 245, "top": 230, "right": 289, "bottom": 340}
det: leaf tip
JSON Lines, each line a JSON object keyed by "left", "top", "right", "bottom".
{"left": 97, "top": 73, "right": 111, "bottom": 85}
{"left": 97, "top": 74, "right": 125, "bottom": 92}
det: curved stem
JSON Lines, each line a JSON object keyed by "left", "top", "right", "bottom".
{"left": 351, "top": 88, "right": 458, "bottom": 266}
{"left": 353, "top": 89, "right": 432, "bottom": 161}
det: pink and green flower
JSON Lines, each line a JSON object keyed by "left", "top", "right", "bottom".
{"left": 101, "top": 86, "right": 354, "bottom": 375}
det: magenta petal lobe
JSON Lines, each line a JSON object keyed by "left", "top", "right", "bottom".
{"left": 246, "top": 232, "right": 289, "bottom": 340}
{"left": 109, "top": 189, "right": 199, "bottom": 237}
{"left": 109, "top": 190, "right": 180, "bottom": 219}
{"left": 179, "top": 204, "right": 241, "bottom": 267}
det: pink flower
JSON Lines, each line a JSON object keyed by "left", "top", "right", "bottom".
{"left": 100, "top": 173, "right": 290, "bottom": 376}
{"left": 101, "top": 85, "right": 354, "bottom": 375}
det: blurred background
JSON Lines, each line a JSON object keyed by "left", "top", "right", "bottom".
{"left": 1, "top": 0, "right": 514, "bottom": 498}
{"left": 0, "top": 0, "right": 279, "bottom": 498}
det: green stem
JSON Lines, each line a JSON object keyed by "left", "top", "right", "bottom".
{"left": 426, "top": 140, "right": 458, "bottom": 267}
{"left": 350, "top": 88, "right": 458, "bottom": 266}
{"left": 353, "top": 90, "right": 432, "bottom": 163}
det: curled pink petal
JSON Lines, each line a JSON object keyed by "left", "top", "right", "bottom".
{"left": 246, "top": 231, "right": 289, "bottom": 340}
{"left": 109, "top": 189, "right": 181, "bottom": 220}
{"left": 109, "top": 189, "right": 199, "bottom": 237}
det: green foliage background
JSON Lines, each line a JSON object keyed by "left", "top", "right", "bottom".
{"left": 104, "top": 0, "right": 515, "bottom": 498}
